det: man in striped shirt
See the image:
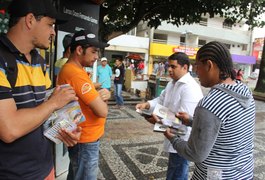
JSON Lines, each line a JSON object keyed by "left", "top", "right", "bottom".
{"left": 165, "top": 41, "right": 255, "bottom": 179}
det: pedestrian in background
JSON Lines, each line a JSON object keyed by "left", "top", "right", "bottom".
{"left": 236, "top": 68, "right": 244, "bottom": 81}
{"left": 137, "top": 60, "right": 145, "bottom": 74}
{"left": 158, "top": 61, "right": 165, "bottom": 76}
{"left": 136, "top": 52, "right": 203, "bottom": 180}
{"left": 0, "top": 0, "right": 80, "bottom": 179}
{"left": 113, "top": 57, "right": 125, "bottom": 109}
{"left": 97, "top": 57, "right": 112, "bottom": 91}
{"left": 54, "top": 33, "right": 73, "bottom": 81}
{"left": 58, "top": 30, "right": 110, "bottom": 180}
{"left": 153, "top": 61, "right": 159, "bottom": 74}
{"left": 164, "top": 61, "right": 169, "bottom": 75}
{"left": 165, "top": 41, "right": 255, "bottom": 179}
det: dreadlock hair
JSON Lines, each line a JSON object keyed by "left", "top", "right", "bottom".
{"left": 196, "top": 41, "right": 235, "bottom": 80}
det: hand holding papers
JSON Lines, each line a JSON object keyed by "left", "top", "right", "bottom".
{"left": 43, "top": 84, "right": 85, "bottom": 144}
{"left": 136, "top": 108, "right": 152, "bottom": 118}
{"left": 153, "top": 123, "right": 187, "bottom": 136}
{"left": 152, "top": 104, "right": 187, "bottom": 135}
{"left": 153, "top": 104, "right": 181, "bottom": 125}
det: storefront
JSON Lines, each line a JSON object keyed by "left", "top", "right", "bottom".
{"left": 232, "top": 54, "right": 256, "bottom": 79}
{"left": 252, "top": 38, "right": 264, "bottom": 64}
{"left": 149, "top": 42, "right": 199, "bottom": 75}
{"left": 105, "top": 35, "right": 150, "bottom": 93}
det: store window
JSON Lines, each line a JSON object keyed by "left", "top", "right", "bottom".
{"left": 242, "top": 44, "right": 248, "bottom": 51}
{"left": 223, "top": 21, "right": 233, "bottom": 29}
{"left": 180, "top": 36, "right": 186, "bottom": 45}
{"left": 198, "top": 39, "right": 206, "bottom": 47}
{"left": 153, "top": 33, "right": 167, "bottom": 43}
{"left": 224, "top": 43, "right": 231, "bottom": 49}
{"left": 199, "top": 18, "right": 208, "bottom": 26}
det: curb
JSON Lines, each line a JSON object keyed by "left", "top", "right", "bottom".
{"left": 253, "top": 94, "right": 265, "bottom": 102}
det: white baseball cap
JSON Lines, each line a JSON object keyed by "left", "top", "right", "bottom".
{"left": 101, "top": 57, "right": 107, "bottom": 61}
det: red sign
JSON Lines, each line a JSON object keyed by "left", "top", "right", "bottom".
{"left": 0, "top": 9, "right": 5, "bottom": 14}
{"left": 173, "top": 46, "right": 198, "bottom": 56}
{"left": 252, "top": 38, "right": 264, "bottom": 60}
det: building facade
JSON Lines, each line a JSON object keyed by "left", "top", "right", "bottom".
{"left": 136, "top": 15, "right": 256, "bottom": 77}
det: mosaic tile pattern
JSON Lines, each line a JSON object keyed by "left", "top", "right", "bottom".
{"left": 97, "top": 102, "right": 265, "bottom": 180}
{"left": 107, "top": 107, "right": 134, "bottom": 120}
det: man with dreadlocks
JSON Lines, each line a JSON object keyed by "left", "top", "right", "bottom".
{"left": 164, "top": 41, "right": 255, "bottom": 179}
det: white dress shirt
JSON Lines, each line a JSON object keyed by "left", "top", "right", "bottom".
{"left": 148, "top": 73, "right": 203, "bottom": 153}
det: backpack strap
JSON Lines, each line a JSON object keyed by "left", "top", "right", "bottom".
{"left": 0, "top": 43, "right": 18, "bottom": 88}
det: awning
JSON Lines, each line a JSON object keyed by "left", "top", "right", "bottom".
{"left": 126, "top": 54, "right": 144, "bottom": 60}
{"left": 231, "top": 54, "right": 256, "bottom": 64}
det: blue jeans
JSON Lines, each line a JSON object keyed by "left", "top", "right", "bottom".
{"left": 67, "top": 141, "right": 100, "bottom": 180}
{"left": 166, "top": 153, "right": 189, "bottom": 180}
{"left": 114, "top": 83, "right": 124, "bottom": 105}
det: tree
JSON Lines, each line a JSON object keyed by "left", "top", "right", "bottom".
{"left": 99, "top": 0, "right": 265, "bottom": 41}
{"left": 98, "top": 0, "right": 265, "bottom": 92}
{"left": 254, "top": 37, "right": 265, "bottom": 93}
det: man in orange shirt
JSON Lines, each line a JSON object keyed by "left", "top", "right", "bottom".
{"left": 58, "top": 30, "right": 110, "bottom": 180}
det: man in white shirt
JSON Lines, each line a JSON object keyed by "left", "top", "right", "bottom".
{"left": 136, "top": 52, "right": 203, "bottom": 180}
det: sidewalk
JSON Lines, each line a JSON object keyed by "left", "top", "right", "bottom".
{"left": 56, "top": 78, "right": 265, "bottom": 180}
{"left": 57, "top": 106, "right": 265, "bottom": 180}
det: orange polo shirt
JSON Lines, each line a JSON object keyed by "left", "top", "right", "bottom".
{"left": 58, "top": 63, "right": 106, "bottom": 143}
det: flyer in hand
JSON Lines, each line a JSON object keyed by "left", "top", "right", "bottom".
{"left": 136, "top": 108, "right": 152, "bottom": 118}
{"left": 153, "top": 104, "right": 181, "bottom": 125}
{"left": 153, "top": 123, "right": 187, "bottom": 135}
{"left": 43, "top": 85, "right": 85, "bottom": 144}
{"left": 153, "top": 104, "right": 187, "bottom": 135}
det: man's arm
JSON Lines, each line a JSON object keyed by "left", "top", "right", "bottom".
{"left": 0, "top": 86, "right": 77, "bottom": 143}
{"left": 88, "top": 88, "right": 110, "bottom": 118}
{"left": 165, "top": 107, "right": 222, "bottom": 162}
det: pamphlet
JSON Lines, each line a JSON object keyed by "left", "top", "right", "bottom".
{"left": 152, "top": 104, "right": 187, "bottom": 135}
{"left": 136, "top": 104, "right": 187, "bottom": 135}
{"left": 153, "top": 122, "right": 167, "bottom": 132}
{"left": 43, "top": 84, "right": 85, "bottom": 144}
{"left": 136, "top": 108, "right": 152, "bottom": 117}
{"left": 153, "top": 122, "right": 187, "bottom": 135}
{"left": 153, "top": 104, "right": 181, "bottom": 125}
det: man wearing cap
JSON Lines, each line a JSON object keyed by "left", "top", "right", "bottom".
{"left": 97, "top": 57, "right": 112, "bottom": 91}
{"left": 54, "top": 33, "right": 73, "bottom": 80}
{"left": 0, "top": 0, "right": 81, "bottom": 179}
{"left": 58, "top": 29, "right": 110, "bottom": 180}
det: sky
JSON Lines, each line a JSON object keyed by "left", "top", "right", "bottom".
{"left": 253, "top": 27, "right": 265, "bottom": 39}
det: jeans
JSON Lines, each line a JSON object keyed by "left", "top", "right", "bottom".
{"left": 114, "top": 83, "right": 124, "bottom": 105}
{"left": 166, "top": 153, "right": 189, "bottom": 180}
{"left": 67, "top": 141, "right": 100, "bottom": 180}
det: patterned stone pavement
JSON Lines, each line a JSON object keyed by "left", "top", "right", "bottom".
{"left": 57, "top": 100, "right": 265, "bottom": 180}
{"left": 94, "top": 101, "right": 265, "bottom": 180}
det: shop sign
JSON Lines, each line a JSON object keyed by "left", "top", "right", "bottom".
{"left": 252, "top": 38, "right": 264, "bottom": 60}
{"left": 172, "top": 46, "right": 198, "bottom": 56}
{"left": 58, "top": 0, "right": 99, "bottom": 36}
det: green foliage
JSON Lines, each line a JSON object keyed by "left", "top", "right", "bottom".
{"left": 99, "top": 0, "right": 265, "bottom": 41}
{"left": 99, "top": 0, "right": 265, "bottom": 95}
{"left": 0, "top": 12, "right": 9, "bottom": 34}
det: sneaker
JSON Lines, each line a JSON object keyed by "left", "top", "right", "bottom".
{"left": 119, "top": 105, "right": 125, "bottom": 109}
{"left": 112, "top": 105, "right": 120, "bottom": 109}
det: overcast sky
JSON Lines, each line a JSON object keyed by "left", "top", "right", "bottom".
{"left": 253, "top": 27, "right": 265, "bottom": 38}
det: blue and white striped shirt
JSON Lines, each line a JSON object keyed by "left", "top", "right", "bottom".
{"left": 171, "top": 81, "right": 255, "bottom": 179}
